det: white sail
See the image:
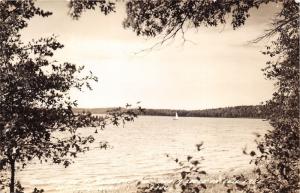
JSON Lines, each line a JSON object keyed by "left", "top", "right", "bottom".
{"left": 174, "top": 112, "right": 179, "bottom": 120}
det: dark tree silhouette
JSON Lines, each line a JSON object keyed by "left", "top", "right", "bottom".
{"left": 0, "top": 1, "right": 141, "bottom": 193}
{"left": 235, "top": 2, "right": 299, "bottom": 192}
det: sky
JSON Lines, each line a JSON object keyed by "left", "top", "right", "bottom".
{"left": 21, "top": 1, "right": 279, "bottom": 110}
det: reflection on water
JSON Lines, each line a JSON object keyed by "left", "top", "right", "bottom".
{"left": 18, "top": 116, "right": 271, "bottom": 193}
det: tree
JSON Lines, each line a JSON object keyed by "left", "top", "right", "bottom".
{"left": 68, "top": 0, "right": 299, "bottom": 192}
{"left": 238, "top": 1, "right": 299, "bottom": 192}
{"left": 0, "top": 1, "right": 141, "bottom": 192}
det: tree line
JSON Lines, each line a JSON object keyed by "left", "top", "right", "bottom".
{"left": 142, "top": 105, "right": 263, "bottom": 118}
{"left": 74, "top": 105, "right": 264, "bottom": 118}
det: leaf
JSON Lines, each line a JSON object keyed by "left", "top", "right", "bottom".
{"left": 191, "top": 160, "right": 200, "bottom": 166}
{"left": 250, "top": 151, "right": 256, "bottom": 156}
{"left": 198, "top": 170, "right": 207, "bottom": 175}
{"left": 181, "top": 171, "right": 187, "bottom": 179}
{"left": 196, "top": 142, "right": 204, "bottom": 151}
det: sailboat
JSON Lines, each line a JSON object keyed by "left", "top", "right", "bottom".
{"left": 173, "top": 112, "right": 179, "bottom": 120}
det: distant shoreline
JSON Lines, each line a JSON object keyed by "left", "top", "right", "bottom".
{"left": 74, "top": 105, "right": 265, "bottom": 119}
{"left": 139, "top": 115, "right": 264, "bottom": 119}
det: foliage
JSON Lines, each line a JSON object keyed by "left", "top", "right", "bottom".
{"left": 121, "top": 0, "right": 279, "bottom": 45}
{"left": 68, "top": 0, "right": 116, "bottom": 19}
{"left": 137, "top": 143, "right": 207, "bottom": 193}
{"left": 0, "top": 1, "right": 142, "bottom": 192}
{"left": 68, "top": 0, "right": 277, "bottom": 37}
{"left": 137, "top": 183, "right": 168, "bottom": 193}
{"left": 232, "top": 1, "right": 299, "bottom": 193}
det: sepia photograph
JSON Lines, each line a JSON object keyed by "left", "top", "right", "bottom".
{"left": 0, "top": 0, "right": 299, "bottom": 193}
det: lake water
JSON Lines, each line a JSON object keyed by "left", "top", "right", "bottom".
{"left": 17, "top": 116, "right": 271, "bottom": 193}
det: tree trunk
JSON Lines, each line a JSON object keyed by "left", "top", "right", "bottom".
{"left": 9, "top": 160, "right": 15, "bottom": 193}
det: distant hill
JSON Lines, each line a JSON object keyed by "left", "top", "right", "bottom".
{"left": 74, "top": 105, "right": 264, "bottom": 118}
{"left": 142, "top": 105, "right": 264, "bottom": 118}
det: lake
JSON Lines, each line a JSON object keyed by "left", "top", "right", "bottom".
{"left": 18, "top": 116, "right": 271, "bottom": 193}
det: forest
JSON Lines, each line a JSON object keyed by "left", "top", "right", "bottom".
{"left": 74, "top": 105, "right": 264, "bottom": 118}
